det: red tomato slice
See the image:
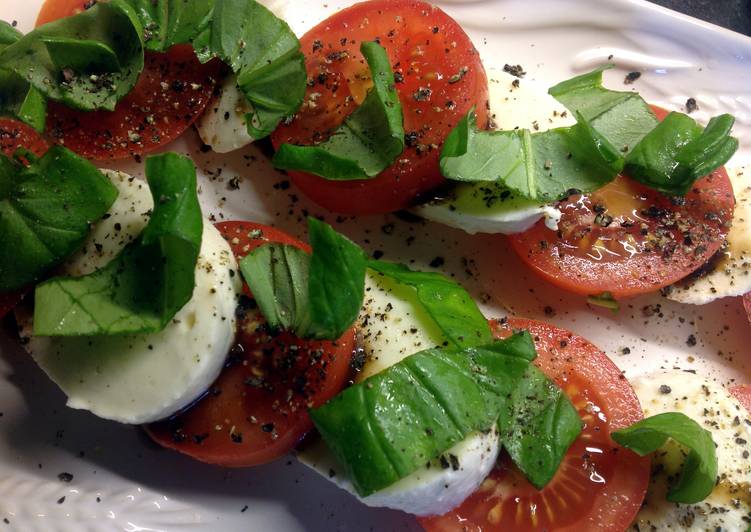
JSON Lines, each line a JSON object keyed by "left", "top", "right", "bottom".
{"left": 0, "top": 118, "right": 50, "bottom": 159}
{"left": 271, "top": 0, "right": 489, "bottom": 215}
{"left": 37, "top": 0, "right": 220, "bottom": 161}
{"left": 420, "top": 318, "right": 649, "bottom": 532}
{"left": 730, "top": 384, "right": 751, "bottom": 413}
{"left": 147, "top": 222, "right": 356, "bottom": 467}
{"left": 509, "top": 107, "right": 735, "bottom": 298}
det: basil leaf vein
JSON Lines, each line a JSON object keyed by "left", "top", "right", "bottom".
{"left": 0, "top": 146, "right": 118, "bottom": 293}
{"left": 612, "top": 412, "right": 718, "bottom": 504}
{"left": 273, "top": 41, "right": 405, "bottom": 180}
{"left": 33, "top": 152, "right": 202, "bottom": 336}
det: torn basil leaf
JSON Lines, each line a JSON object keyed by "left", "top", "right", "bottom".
{"left": 549, "top": 66, "right": 737, "bottom": 196}
{"left": 123, "top": 0, "right": 213, "bottom": 52}
{"left": 440, "top": 111, "right": 621, "bottom": 201}
{"left": 311, "top": 332, "right": 582, "bottom": 496}
{"left": 195, "top": 0, "right": 306, "bottom": 138}
{"left": 499, "top": 364, "right": 582, "bottom": 489}
{"left": 0, "top": 21, "right": 46, "bottom": 131}
{"left": 0, "top": 0, "right": 144, "bottom": 112}
{"left": 33, "top": 152, "right": 202, "bottom": 336}
{"left": 612, "top": 412, "right": 717, "bottom": 504}
{"left": 0, "top": 146, "right": 118, "bottom": 294}
{"left": 239, "top": 217, "right": 366, "bottom": 340}
{"left": 366, "top": 259, "right": 492, "bottom": 347}
{"left": 310, "top": 335, "right": 536, "bottom": 496}
{"left": 273, "top": 41, "right": 404, "bottom": 180}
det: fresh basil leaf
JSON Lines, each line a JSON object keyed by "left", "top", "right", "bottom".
{"left": 33, "top": 152, "right": 202, "bottom": 336}
{"left": 0, "top": 70, "right": 47, "bottom": 131}
{"left": 123, "top": 0, "right": 213, "bottom": 52}
{"left": 440, "top": 111, "right": 620, "bottom": 201}
{"left": 0, "top": 0, "right": 144, "bottom": 112}
{"left": 310, "top": 335, "right": 536, "bottom": 496}
{"left": 0, "top": 21, "right": 22, "bottom": 52}
{"left": 0, "top": 146, "right": 118, "bottom": 293}
{"left": 307, "top": 217, "right": 367, "bottom": 339}
{"left": 239, "top": 218, "right": 366, "bottom": 340}
{"left": 367, "top": 259, "right": 492, "bottom": 347}
{"left": 197, "top": 0, "right": 306, "bottom": 138}
{"left": 273, "top": 41, "right": 404, "bottom": 180}
{"left": 612, "top": 412, "right": 717, "bottom": 504}
{"left": 550, "top": 67, "right": 738, "bottom": 195}
{"left": 548, "top": 65, "right": 658, "bottom": 154}
{"left": 499, "top": 364, "right": 582, "bottom": 489}
{"left": 239, "top": 243, "right": 310, "bottom": 333}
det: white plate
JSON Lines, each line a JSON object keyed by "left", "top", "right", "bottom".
{"left": 1, "top": 0, "right": 750, "bottom": 530}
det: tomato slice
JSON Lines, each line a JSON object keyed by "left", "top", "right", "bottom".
{"left": 730, "top": 384, "right": 751, "bottom": 413}
{"left": 147, "top": 222, "right": 356, "bottom": 467}
{"left": 37, "top": 0, "right": 220, "bottom": 161}
{"left": 271, "top": 0, "right": 489, "bottom": 215}
{"left": 510, "top": 107, "right": 734, "bottom": 298}
{"left": 420, "top": 318, "right": 649, "bottom": 532}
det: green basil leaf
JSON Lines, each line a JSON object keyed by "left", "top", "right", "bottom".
{"left": 310, "top": 335, "right": 536, "bottom": 496}
{"left": 548, "top": 65, "right": 658, "bottom": 154}
{"left": 0, "top": 21, "right": 22, "bottom": 52}
{"left": 499, "top": 364, "right": 582, "bottom": 489}
{"left": 550, "top": 67, "right": 738, "bottom": 195}
{"left": 307, "top": 217, "right": 367, "bottom": 339}
{"left": 366, "top": 259, "right": 492, "bottom": 347}
{"left": 0, "top": 146, "right": 118, "bottom": 294}
{"left": 123, "top": 0, "right": 213, "bottom": 52}
{"left": 197, "top": 0, "right": 306, "bottom": 138}
{"left": 33, "top": 152, "right": 202, "bottom": 336}
{"left": 273, "top": 41, "right": 405, "bottom": 180}
{"left": 612, "top": 412, "right": 718, "bottom": 503}
{"left": 239, "top": 244, "right": 310, "bottom": 333}
{"left": 0, "top": 70, "right": 47, "bottom": 131}
{"left": 239, "top": 217, "right": 366, "bottom": 340}
{"left": 0, "top": 0, "right": 144, "bottom": 112}
{"left": 440, "top": 111, "right": 620, "bottom": 201}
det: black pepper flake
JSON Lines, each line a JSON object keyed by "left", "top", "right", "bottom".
{"left": 429, "top": 256, "right": 445, "bottom": 268}
{"left": 372, "top": 250, "right": 384, "bottom": 260}
{"left": 503, "top": 64, "right": 526, "bottom": 78}
{"left": 686, "top": 334, "right": 697, "bottom": 347}
{"left": 413, "top": 87, "right": 432, "bottom": 101}
{"left": 624, "top": 71, "right": 641, "bottom": 84}
{"left": 231, "top": 432, "right": 243, "bottom": 443}
{"left": 261, "top": 423, "right": 275, "bottom": 433}
{"left": 58, "top": 472, "right": 74, "bottom": 483}
{"left": 659, "top": 384, "right": 672, "bottom": 394}
{"left": 57, "top": 496, "right": 66, "bottom": 505}
{"left": 686, "top": 97, "right": 698, "bottom": 114}
{"left": 241, "top": 505, "right": 248, "bottom": 512}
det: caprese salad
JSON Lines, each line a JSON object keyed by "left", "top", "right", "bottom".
{"left": 0, "top": 0, "right": 749, "bottom": 530}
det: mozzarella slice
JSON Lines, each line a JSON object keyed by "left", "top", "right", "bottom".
{"left": 631, "top": 370, "right": 751, "bottom": 530}
{"left": 668, "top": 166, "right": 751, "bottom": 305}
{"left": 298, "top": 272, "right": 500, "bottom": 516}
{"left": 196, "top": 74, "right": 256, "bottom": 153}
{"left": 413, "top": 68, "right": 572, "bottom": 235}
{"left": 19, "top": 171, "right": 242, "bottom": 424}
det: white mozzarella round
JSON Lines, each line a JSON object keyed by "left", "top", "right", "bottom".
{"left": 668, "top": 165, "right": 751, "bottom": 304}
{"left": 298, "top": 271, "right": 500, "bottom": 516}
{"left": 20, "top": 171, "right": 242, "bottom": 424}
{"left": 413, "top": 68, "right": 571, "bottom": 235}
{"left": 631, "top": 370, "right": 751, "bottom": 530}
{"left": 196, "top": 74, "right": 256, "bottom": 154}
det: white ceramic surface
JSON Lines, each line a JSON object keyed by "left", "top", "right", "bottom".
{"left": 0, "top": 0, "right": 750, "bottom": 530}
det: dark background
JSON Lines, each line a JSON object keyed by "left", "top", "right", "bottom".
{"left": 650, "top": 0, "right": 751, "bottom": 35}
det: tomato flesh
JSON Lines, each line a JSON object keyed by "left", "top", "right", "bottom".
{"left": 37, "top": 0, "right": 219, "bottom": 161}
{"left": 271, "top": 0, "right": 489, "bottom": 215}
{"left": 730, "top": 384, "right": 751, "bottom": 414}
{"left": 420, "top": 318, "right": 650, "bottom": 532}
{"left": 510, "top": 107, "right": 734, "bottom": 298}
{"left": 147, "top": 222, "right": 356, "bottom": 467}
